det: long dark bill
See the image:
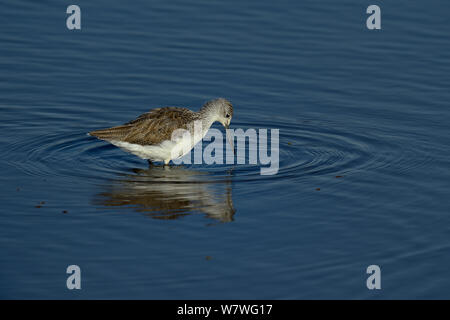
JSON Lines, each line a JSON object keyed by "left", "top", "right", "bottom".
{"left": 224, "top": 124, "right": 235, "bottom": 155}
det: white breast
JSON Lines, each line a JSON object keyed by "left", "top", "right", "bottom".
{"left": 110, "top": 127, "right": 206, "bottom": 162}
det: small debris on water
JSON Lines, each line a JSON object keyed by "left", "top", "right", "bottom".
{"left": 62, "top": 210, "right": 68, "bottom": 214}
{"left": 35, "top": 201, "right": 46, "bottom": 208}
{"left": 205, "top": 256, "right": 212, "bottom": 261}
{"left": 316, "top": 188, "right": 321, "bottom": 191}
{"left": 335, "top": 175, "right": 343, "bottom": 178}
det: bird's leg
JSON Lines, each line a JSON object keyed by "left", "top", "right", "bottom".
{"left": 147, "top": 159, "right": 154, "bottom": 167}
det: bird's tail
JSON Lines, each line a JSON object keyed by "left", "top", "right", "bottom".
{"left": 88, "top": 125, "right": 132, "bottom": 141}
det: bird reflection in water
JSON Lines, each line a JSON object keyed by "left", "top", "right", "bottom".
{"left": 94, "top": 166, "right": 236, "bottom": 223}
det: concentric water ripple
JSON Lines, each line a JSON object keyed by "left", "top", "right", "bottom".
{"left": 1, "top": 111, "right": 433, "bottom": 187}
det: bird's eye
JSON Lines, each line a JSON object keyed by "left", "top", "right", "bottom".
{"left": 225, "top": 114, "right": 230, "bottom": 118}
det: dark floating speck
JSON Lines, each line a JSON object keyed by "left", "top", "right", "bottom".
{"left": 316, "top": 188, "right": 321, "bottom": 191}
{"left": 335, "top": 175, "right": 343, "bottom": 178}
{"left": 35, "top": 201, "right": 45, "bottom": 208}
{"left": 62, "top": 210, "right": 68, "bottom": 214}
{"left": 205, "top": 256, "right": 212, "bottom": 261}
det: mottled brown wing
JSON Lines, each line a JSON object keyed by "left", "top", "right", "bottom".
{"left": 89, "top": 107, "right": 195, "bottom": 145}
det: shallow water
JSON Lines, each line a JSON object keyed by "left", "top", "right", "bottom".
{"left": 1, "top": 0, "right": 450, "bottom": 298}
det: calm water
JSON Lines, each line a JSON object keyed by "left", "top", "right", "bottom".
{"left": 1, "top": 0, "right": 450, "bottom": 299}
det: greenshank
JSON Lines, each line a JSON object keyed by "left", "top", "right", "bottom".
{"left": 89, "top": 98, "right": 234, "bottom": 165}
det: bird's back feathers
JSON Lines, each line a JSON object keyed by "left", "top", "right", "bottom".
{"left": 89, "top": 107, "right": 197, "bottom": 145}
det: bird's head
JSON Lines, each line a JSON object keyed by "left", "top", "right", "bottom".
{"left": 201, "top": 98, "right": 234, "bottom": 152}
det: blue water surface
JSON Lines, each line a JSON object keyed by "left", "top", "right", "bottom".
{"left": 1, "top": 0, "right": 450, "bottom": 299}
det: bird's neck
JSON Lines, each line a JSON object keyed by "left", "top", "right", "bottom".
{"left": 198, "top": 108, "right": 219, "bottom": 131}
